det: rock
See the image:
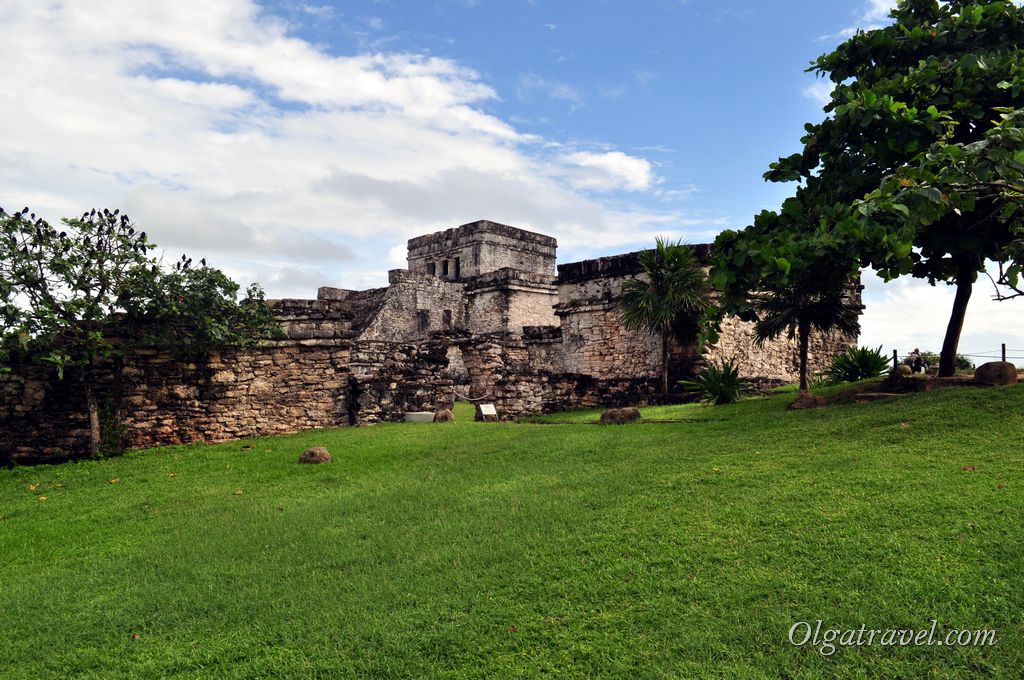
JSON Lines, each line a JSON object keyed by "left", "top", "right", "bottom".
{"left": 787, "top": 391, "right": 828, "bottom": 410}
{"left": 975, "top": 361, "right": 1018, "bottom": 386}
{"left": 434, "top": 408, "right": 454, "bottom": 423}
{"left": 894, "top": 364, "right": 913, "bottom": 377}
{"left": 298, "top": 446, "right": 332, "bottom": 464}
{"left": 599, "top": 407, "right": 641, "bottom": 425}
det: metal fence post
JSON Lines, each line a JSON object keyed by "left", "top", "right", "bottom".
{"left": 893, "top": 349, "right": 899, "bottom": 368}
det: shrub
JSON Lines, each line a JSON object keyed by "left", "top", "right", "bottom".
{"left": 679, "top": 358, "right": 746, "bottom": 405}
{"left": 825, "top": 345, "right": 891, "bottom": 384}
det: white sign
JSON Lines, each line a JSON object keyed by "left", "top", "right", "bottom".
{"left": 479, "top": 404, "right": 497, "bottom": 416}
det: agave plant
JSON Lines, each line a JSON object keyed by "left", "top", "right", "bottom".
{"left": 825, "top": 345, "right": 891, "bottom": 384}
{"left": 679, "top": 358, "right": 747, "bottom": 405}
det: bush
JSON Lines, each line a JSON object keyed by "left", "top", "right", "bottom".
{"left": 679, "top": 358, "right": 746, "bottom": 405}
{"left": 825, "top": 345, "right": 891, "bottom": 384}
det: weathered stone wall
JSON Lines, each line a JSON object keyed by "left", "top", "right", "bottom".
{"left": 464, "top": 269, "right": 558, "bottom": 334}
{"left": 0, "top": 340, "right": 354, "bottom": 464}
{"left": 0, "top": 292, "right": 461, "bottom": 463}
{"left": 357, "top": 270, "right": 468, "bottom": 341}
{"left": 347, "top": 340, "right": 455, "bottom": 425}
{"left": 407, "top": 220, "right": 557, "bottom": 280}
{"left": 704, "top": 317, "right": 855, "bottom": 383}
{"left": 554, "top": 252, "right": 695, "bottom": 381}
{"left": 553, "top": 248, "right": 859, "bottom": 384}
{"left": 457, "top": 334, "right": 659, "bottom": 418}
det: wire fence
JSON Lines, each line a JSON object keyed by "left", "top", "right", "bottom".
{"left": 891, "top": 345, "right": 1024, "bottom": 365}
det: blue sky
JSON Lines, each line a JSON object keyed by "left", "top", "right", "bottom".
{"left": 1, "top": 0, "right": 1022, "bottom": 360}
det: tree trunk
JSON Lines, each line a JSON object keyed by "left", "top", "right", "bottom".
{"left": 798, "top": 322, "right": 810, "bottom": 392}
{"left": 660, "top": 331, "right": 670, "bottom": 398}
{"left": 939, "top": 267, "right": 974, "bottom": 377}
{"left": 84, "top": 383, "right": 101, "bottom": 457}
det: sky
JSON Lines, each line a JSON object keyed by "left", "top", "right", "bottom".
{"left": 1, "top": 0, "right": 1022, "bottom": 362}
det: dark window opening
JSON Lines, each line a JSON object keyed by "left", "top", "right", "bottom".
{"left": 427, "top": 262, "right": 436, "bottom": 276}
{"left": 417, "top": 310, "right": 430, "bottom": 332}
{"left": 442, "top": 260, "right": 449, "bottom": 277}
{"left": 442, "top": 309, "right": 452, "bottom": 331}
{"left": 454, "top": 257, "right": 461, "bottom": 280}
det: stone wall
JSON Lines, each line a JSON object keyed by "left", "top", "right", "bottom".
{"left": 704, "top": 317, "right": 854, "bottom": 383}
{"left": 0, "top": 319, "right": 458, "bottom": 464}
{"left": 457, "top": 334, "right": 659, "bottom": 418}
{"left": 0, "top": 340, "right": 353, "bottom": 464}
{"left": 553, "top": 248, "right": 858, "bottom": 385}
{"left": 407, "top": 220, "right": 557, "bottom": 280}
{"left": 348, "top": 340, "right": 455, "bottom": 425}
{"left": 464, "top": 269, "right": 558, "bottom": 334}
{"left": 357, "top": 270, "right": 468, "bottom": 341}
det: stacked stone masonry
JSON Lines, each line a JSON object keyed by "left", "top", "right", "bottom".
{"left": 1, "top": 219, "right": 860, "bottom": 463}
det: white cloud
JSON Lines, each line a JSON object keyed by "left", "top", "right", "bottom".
{"left": 559, "top": 151, "right": 654, "bottom": 192}
{"left": 632, "top": 69, "right": 656, "bottom": 87}
{"left": 802, "top": 80, "right": 833, "bottom": 107}
{"left": 0, "top": 0, "right": 711, "bottom": 298}
{"left": 827, "top": 0, "right": 1024, "bottom": 41}
{"left": 860, "top": 268, "right": 1024, "bottom": 362}
{"left": 516, "top": 73, "right": 584, "bottom": 107}
{"left": 821, "top": 0, "right": 895, "bottom": 41}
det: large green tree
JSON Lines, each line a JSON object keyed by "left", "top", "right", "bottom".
{"left": 860, "top": 107, "right": 1024, "bottom": 301}
{"left": 768, "top": 0, "right": 1024, "bottom": 376}
{"left": 0, "top": 207, "right": 278, "bottom": 457}
{"left": 620, "top": 237, "right": 710, "bottom": 397}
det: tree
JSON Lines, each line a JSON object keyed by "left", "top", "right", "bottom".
{"left": 620, "top": 237, "right": 710, "bottom": 397}
{"left": 859, "top": 107, "right": 1024, "bottom": 301}
{"left": 712, "top": 205, "right": 862, "bottom": 393}
{"left": 0, "top": 207, "right": 278, "bottom": 456}
{"left": 751, "top": 284, "right": 861, "bottom": 392}
{"left": 767, "top": 0, "right": 1024, "bottom": 376}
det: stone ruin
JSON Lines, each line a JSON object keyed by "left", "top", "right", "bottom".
{"left": 0, "top": 219, "right": 860, "bottom": 463}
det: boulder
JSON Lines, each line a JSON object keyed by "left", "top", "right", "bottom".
{"left": 298, "top": 446, "right": 332, "bottom": 464}
{"left": 599, "top": 407, "right": 642, "bottom": 425}
{"left": 434, "top": 409, "right": 455, "bottom": 423}
{"left": 975, "top": 361, "right": 1018, "bottom": 386}
{"left": 894, "top": 364, "right": 913, "bottom": 377}
{"left": 787, "top": 391, "right": 828, "bottom": 411}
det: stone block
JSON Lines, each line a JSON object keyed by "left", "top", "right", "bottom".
{"left": 975, "top": 361, "right": 1018, "bottom": 386}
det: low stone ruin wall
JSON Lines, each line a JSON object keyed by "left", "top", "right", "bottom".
{"left": 458, "top": 334, "right": 660, "bottom": 418}
{"left": 0, "top": 337, "right": 456, "bottom": 465}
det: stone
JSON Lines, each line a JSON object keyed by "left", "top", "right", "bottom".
{"left": 433, "top": 408, "right": 455, "bottom": 423}
{"left": 975, "top": 361, "right": 1018, "bottom": 386}
{"left": 787, "top": 391, "right": 828, "bottom": 410}
{"left": 894, "top": 364, "right": 913, "bottom": 377}
{"left": 404, "top": 412, "right": 435, "bottom": 423}
{"left": 599, "top": 407, "right": 641, "bottom": 425}
{"left": 298, "top": 446, "right": 332, "bottom": 464}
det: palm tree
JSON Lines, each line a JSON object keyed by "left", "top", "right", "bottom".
{"left": 752, "top": 283, "right": 860, "bottom": 392}
{"left": 621, "top": 237, "right": 710, "bottom": 397}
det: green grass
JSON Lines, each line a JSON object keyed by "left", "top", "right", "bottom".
{"left": 2, "top": 387, "right": 1023, "bottom": 678}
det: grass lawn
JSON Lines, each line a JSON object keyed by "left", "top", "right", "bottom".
{"left": 2, "top": 387, "right": 1023, "bottom": 678}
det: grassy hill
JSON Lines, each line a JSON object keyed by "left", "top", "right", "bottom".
{"left": 1, "top": 386, "right": 1022, "bottom": 678}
